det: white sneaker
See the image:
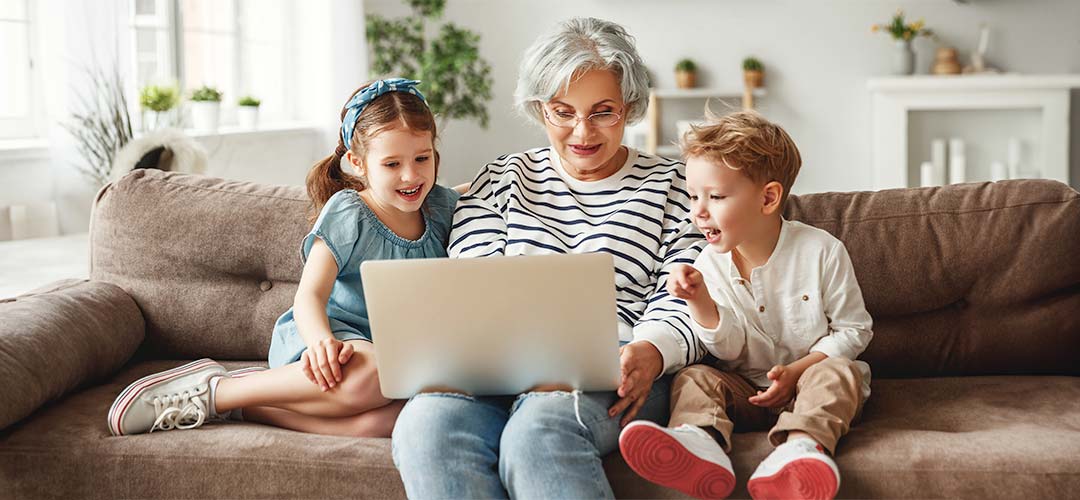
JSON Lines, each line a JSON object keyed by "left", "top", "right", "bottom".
{"left": 619, "top": 421, "right": 736, "bottom": 499}
{"left": 748, "top": 438, "right": 840, "bottom": 500}
{"left": 107, "top": 359, "right": 227, "bottom": 436}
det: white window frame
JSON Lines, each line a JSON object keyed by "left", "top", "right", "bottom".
{"left": 129, "top": 0, "right": 294, "bottom": 128}
{"left": 0, "top": 0, "right": 40, "bottom": 140}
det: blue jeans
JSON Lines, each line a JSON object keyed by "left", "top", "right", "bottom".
{"left": 392, "top": 377, "right": 672, "bottom": 499}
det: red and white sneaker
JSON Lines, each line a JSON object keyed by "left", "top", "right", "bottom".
{"left": 747, "top": 438, "right": 840, "bottom": 500}
{"left": 619, "top": 421, "right": 736, "bottom": 499}
{"left": 107, "top": 359, "right": 227, "bottom": 436}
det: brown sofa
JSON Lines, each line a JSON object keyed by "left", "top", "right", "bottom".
{"left": 2, "top": 169, "right": 1078, "bottom": 499}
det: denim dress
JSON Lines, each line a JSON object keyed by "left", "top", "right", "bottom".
{"left": 267, "top": 185, "right": 459, "bottom": 368}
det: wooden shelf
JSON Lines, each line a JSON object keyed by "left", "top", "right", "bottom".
{"left": 644, "top": 86, "right": 766, "bottom": 155}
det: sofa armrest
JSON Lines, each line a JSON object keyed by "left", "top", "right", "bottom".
{"left": 0, "top": 279, "right": 144, "bottom": 430}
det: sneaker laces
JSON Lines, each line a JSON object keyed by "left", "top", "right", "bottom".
{"left": 149, "top": 387, "right": 209, "bottom": 433}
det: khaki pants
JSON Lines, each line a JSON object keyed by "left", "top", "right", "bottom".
{"left": 668, "top": 356, "right": 865, "bottom": 455}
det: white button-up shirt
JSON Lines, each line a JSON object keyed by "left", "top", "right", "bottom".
{"left": 692, "top": 219, "right": 874, "bottom": 399}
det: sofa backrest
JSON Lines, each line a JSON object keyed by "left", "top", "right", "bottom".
{"left": 91, "top": 170, "right": 306, "bottom": 360}
{"left": 784, "top": 179, "right": 1080, "bottom": 378}
{"left": 92, "top": 170, "right": 1080, "bottom": 376}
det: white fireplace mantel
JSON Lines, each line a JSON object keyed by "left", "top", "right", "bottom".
{"left": 868, "top": 74, "right": 1080, "bottom": 190}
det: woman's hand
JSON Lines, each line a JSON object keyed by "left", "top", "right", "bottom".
{"left": 608, "top": 341, "right": 663, "bottom": 426}
{"left": 300, "top": 337, "right": 355, "bottom": 391}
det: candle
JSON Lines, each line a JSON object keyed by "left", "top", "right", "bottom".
{"left": 1007, "top": 138, "right": 1021, "bottom": 168}
{"left": 931, "top": 139, "right": 946, "bottom": 182}
{"left": 990, "top": 161, "right": 1007, "bottom": 182}
{"left": 948, "top": 138, "right": 966, "bottom": 184}
{"left": 920, "top": 161, "right": 936, "bottom": 187}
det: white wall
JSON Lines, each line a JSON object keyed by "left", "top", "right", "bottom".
{"left": 365, "top": 0, "right": 1080, "bottom": 192}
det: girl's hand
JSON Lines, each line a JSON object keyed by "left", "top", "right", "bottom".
{"left": 608, "top": 342, "right": 663, "bottom": 426}
{"left": 748, "top": 364, "right": 798, "bottom": 408}
{"left": 667, "top": 264, "right": 707, "bottom": 303}
{"left": 300, "top": 337, "right": 355, "bottom": 391}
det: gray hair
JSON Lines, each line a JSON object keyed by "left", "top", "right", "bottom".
{"left": 515, "top": 17, "right": 651, "bottom": 125}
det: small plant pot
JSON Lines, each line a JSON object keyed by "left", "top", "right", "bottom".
{"left": 675, "top": 70, "right": 697, "bottom": 89}
{"left": 190, "top": 101, "right": 220, "bottom": 132}
{"left": 238, "top": 106, "right": 260, "bottom": 129}
{"left": 743, "top": 69, "right": 765, "bottom": 89}
{"left": 143, "top": 110, "right": 166, "bottom": 131}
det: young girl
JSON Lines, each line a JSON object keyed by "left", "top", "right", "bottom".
{"left": 107, "top": 78, "right": 460, "bottom": 437}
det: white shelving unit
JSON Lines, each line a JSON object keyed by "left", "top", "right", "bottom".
{"left": 645, "top": 87, "right": 767, "bottom": 157}
{"left": 868, "top": 74, "right": 1080, "bottom": 189}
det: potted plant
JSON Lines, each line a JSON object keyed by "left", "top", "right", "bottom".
{"left": 139, "top": 84, "right": 178, "bottom": 131}
{"left": 237, "top": 95, "right": 261, "bottom": 129}
{"left": 366, "top": 0, "right": 493, "bottom": 127}
{"left": 189, "top": 85, "right": 223, "bottom": 131}
{"left": 674, "top": 58, "right": 697, "bottom": 89}
{"left": 872, "top": 10, "right": 933, "bottom": 75}
{"left": 742, "top": 57, "right": 764, "bottom": 89}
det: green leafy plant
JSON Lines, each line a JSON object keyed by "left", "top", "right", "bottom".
{"left": 742, "top": 57, "right": 763, "bottom": 72}
{"left": 190, "top": 85, "right": 223, "bottom": 102}
{"left": 139, "top": 84, "right": 179, "bottom": 112}
{"left": 62, "top": 65, "right": 134, "bottom": 186}
{"left": 237, "top": 95, "right": 261, "bottom": 107}
{"left": 675, "top": 58, "right": 697, "bottom": 72}
{"left": 872, "top": 10, "right": 932, "bottom": 41}
{"left": 366, "top": 0, "right": 493, "bottom": 127}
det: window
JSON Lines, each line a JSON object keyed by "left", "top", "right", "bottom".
{"left": 0, "top": 0, "right": 36, "bottom": 139}
{"left": 131, "top": 0, "right": 291, "bottom": 125}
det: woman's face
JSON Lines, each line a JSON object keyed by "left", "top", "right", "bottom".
{"left": 541, "top": 68, "right": 627, "bottom": 181}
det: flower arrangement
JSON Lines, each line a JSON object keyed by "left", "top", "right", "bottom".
{"left": 872, "top": 10, "right": 932, "bottom": 41}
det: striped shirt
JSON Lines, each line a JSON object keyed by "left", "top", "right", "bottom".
{"left": 449, "top": 147, "right": 707, "bottom": 374}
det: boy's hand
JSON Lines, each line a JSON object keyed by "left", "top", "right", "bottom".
{"left": 667, "top": 264, "right": 708, "bottom": 304}
{"left": 748, "top": 364, "right": 798, "bottom": 408}
{"left": 300, "top": 337, "right": 355, "bottom": 392}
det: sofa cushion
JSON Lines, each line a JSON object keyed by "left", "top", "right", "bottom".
{"left": 0, "top": 279, "right": 144, "bottom": 431}
{"left": 785, "top": 180, "right": 1080, "bottom": 378}
{"left": 2, "top": 361, "right": 1078, "bottom": 499}
{"left": 90, "top": 170, "right": 308, "bottom": 360}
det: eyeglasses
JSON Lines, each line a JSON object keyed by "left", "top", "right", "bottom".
{"left": 542, "top": 107, "right": 623, "bottom": 129}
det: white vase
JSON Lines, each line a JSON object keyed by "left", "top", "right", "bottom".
{"left": 893, "top": 39, "right": 915, "bottom": 75}
{"left": 237, "top": 106, "right": 259, "bottom": 129}
{"left": 190, "top": 101, "right": 220, "bottom": 132}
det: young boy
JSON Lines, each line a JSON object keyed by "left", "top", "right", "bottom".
{"left": 619, "top": 110, "right": 873, "bottom": 500}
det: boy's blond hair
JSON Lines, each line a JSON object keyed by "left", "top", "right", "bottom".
{"left": 681, "top": 109, "right": 802, "bottom": 209}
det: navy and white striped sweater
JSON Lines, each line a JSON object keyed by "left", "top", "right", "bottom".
{"left": 449, "top": 147, "right": 707, "bottom": 374}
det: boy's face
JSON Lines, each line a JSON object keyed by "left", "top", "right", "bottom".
{"left": 685, "top": 156, "right": 772, "bottom": 253}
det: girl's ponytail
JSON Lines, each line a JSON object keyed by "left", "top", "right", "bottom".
{"left": 305, "top": 140, "right": 363, "bottom": 224}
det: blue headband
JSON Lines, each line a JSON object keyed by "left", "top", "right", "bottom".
{"left": 340, "top": 78, "right": 427, "bottom": 149}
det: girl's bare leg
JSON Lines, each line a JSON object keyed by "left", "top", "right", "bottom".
{"left": 214, "top": 341, "right": 390, "bottom": 418}
{"left": 240, "top": 400, "right": 406, "bottom": 438}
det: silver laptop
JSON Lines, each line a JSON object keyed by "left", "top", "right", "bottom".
{"left": 361, "top": 253, "right": 622, "bottom": 399}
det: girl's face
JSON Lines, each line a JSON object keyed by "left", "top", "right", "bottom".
{"left": 348, "top": 127, "right": 436, "bottom": 216}
{"left": 542, "top": 68, "right": 627, "bottom": 181}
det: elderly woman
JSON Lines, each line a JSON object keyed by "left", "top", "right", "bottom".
{"left": 392, "top": 18, "right": 705, "bottom": 498}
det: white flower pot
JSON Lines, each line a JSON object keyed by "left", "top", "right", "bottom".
{"left": 237, "top": 106, "right": 260, "bottom": 129}
{"left": 190, "top": 101, "right": 221, "bottom": 132}
{"left": 143, "top": 110, "right": 164, "bottom": 131}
